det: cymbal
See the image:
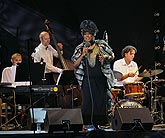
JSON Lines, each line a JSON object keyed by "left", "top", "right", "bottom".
{"left": 138, "top": 69, "right": 163, "bottom": 77}
{"left": 113, "top": 70, "right": 123, "bottom": 79}
{"left": 153, "top": 79, "right": 165, "bottom": 83}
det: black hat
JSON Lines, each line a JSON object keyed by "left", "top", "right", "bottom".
{"left": 80, "top": 20, "right": 99, "bottom": 36}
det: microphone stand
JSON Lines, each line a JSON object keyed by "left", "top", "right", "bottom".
{"left": 26, "top": 38, "right": 36, "bottom": 134}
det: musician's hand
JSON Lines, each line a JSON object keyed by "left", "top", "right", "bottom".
{"left": 60, "top": 69, "right": 67, "bottom": 74}
{"left": 128, "top": 72, "right": 136, "bottom": 77}
{"left": 57, "top": 43, "right": 63, "bottom": 50}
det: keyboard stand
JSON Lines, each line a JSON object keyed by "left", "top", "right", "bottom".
{"left": 0, "top": 95, "right": 46, "bottom": 129}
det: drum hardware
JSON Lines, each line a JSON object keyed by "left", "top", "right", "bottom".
{"left": 108, "top": 87, "right": 125, "bottom": 119}
{"left": 145, "top": 77, "right": 165, "bottom": 124}
{"left": 139, "top": 68, "right": 164, "bottom": 124}
{"left": 111, "top": 88, "right": 122, "bottom": 103}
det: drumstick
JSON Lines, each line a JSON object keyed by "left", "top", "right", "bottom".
{"left": 134, "top": 65, "right": 142, "bottom": 74}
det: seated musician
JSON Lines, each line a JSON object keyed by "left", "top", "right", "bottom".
{"left": 0, "top": 53, "right": 25, "bottom": 125}
{"left": 113, "top": 45, "right": 143, "bottom": 84}
{"left": 1, "top": 53, "right": 22, "bottom": 83}
{"left": 113, "top": 45, "right": 144, "bottom": 100}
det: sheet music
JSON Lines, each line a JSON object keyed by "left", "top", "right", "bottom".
{"left": 56, "top": 73, "right": 62, "bottom": 85}
{"left": 14, "top": 81, "right": 30, "bottom": 86}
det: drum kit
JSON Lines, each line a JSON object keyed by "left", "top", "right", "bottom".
{"left": 112, "top": 69, "right": 165, "bottom": 124}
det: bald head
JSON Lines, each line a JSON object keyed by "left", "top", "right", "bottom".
{"left": 39, "top": 31, "right": 50, "bottom": 46}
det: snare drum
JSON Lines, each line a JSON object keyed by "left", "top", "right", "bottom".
{"left": 124, "top": 81, "right": 145, "bottom": 100}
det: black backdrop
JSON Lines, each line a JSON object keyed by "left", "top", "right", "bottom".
{"left": 0, "top": 0, "right": 165, "bottom": 80}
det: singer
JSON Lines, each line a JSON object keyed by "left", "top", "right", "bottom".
{"left": 71, "top": 20, "right": 115, "bottom": 130}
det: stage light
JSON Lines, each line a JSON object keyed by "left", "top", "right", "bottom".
{"left": 154, "top": 13, "right": 160, "bottom": 17}
{"left": 154, "top": 46, "right": 160, "bottom": 50}
{"left": 154, "top": 30, "right": 160, "bottom": 33}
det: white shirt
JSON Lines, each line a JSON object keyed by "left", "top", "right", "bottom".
{"left": 32, "top": 43, "right": 62, "bottom": 74}
{"left": 1, "top": 65, "right": 17, "bottom": 83}
{"left": 113, "top": 58, "right": 139, "bottom": 86}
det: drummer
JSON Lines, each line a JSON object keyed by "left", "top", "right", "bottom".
{"left": 113, "top": 45, "right": 143, "bottom": 88}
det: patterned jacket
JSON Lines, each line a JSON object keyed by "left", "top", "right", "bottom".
{"left": 71, "top": 39, "right": 115, "bottom": 92}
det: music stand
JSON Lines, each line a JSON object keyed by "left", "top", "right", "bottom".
{"left": 56, "top": 70, "right": 78, "bottom": 108}
{"left": 57, "top": 70, "right": 78, "bottom": 86}
{"left": 15, "top": 62, "right": 46, "bottom": 85}
{"left": 30, "top": 62, "right": 46, "bottom": 85}
{"left": 15, "top": 62, "right": 30, "bottom": 82}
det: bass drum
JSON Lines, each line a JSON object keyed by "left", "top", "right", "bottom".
{"left": 115, "top": 99, "right": 143, "bottom": 108}
{"left": 112, "top": 99, "right": 143, "bottom": 116}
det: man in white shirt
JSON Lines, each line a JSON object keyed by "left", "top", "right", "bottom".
{"left": 113, "top": 45, "right": 144, "bottom": 101}
{"left": 31, "top": 31, "right": 64, "bottom": 85}
{"left": 31, "top": 31, "right": 65, "bottom": 107}
{"left": 113, "top": 45, "right": 143, "bottom": 86}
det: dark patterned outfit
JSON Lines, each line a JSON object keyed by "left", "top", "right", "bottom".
{"left": 71, "top": 40, "right": 115, "bottom": 125}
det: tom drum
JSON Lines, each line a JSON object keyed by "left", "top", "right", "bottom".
{"left": 124, "top": 81, "right": 145, "bottom": 101}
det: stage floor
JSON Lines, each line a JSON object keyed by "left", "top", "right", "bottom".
{"left": 0, "top": 124, "right": 165, "bottom": 138}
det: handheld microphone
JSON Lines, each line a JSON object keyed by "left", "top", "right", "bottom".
{"left": 83, "top": 41, "right": 91, "bottom": 47}
{"left": 103, "top": 30, "right": 108, "bottom": 43}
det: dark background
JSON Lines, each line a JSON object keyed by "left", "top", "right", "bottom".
{"left": 0, "top": 0, "right": 164, "bottom": 81}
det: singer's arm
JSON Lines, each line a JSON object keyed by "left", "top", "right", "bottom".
{"left": 73, "top": 47, "right": 88, "bottom": 68}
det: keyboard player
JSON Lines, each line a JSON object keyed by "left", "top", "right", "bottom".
{"left": 0, "top": 53, "right": 29, "bottom": 127}
{"left": 1, "top": 53, "right": 23, "bottom": 84}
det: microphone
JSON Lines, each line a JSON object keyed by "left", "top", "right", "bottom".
{"left": 103, "top": 30, "right": 108, "bottom": 43}
{"left": 83, "top": 41, "right": 91, "bottom": 58}
{"left": 83, "top": 41, "right": 91, "bottom": 47}
{"left": 41, "top": 58, "right": 44, "bottom": 62}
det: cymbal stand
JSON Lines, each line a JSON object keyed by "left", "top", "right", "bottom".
{"left": 150, "top": 76, "right": 155, "bottom": 114}
{"left": 148, "top": 70, "right": 158, "bottom": 123}
{"left": 153, "top": 78, "right": 164, "bottom": 124}
{"left": 150, "top": 75, "right": 164, "bottom": 124}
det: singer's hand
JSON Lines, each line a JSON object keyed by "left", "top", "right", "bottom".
{"left": 82, "top": 47, "right": 88, "bottom": 56}
{"left": 99, "top": 55, "right": 104, "bottom": 62}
